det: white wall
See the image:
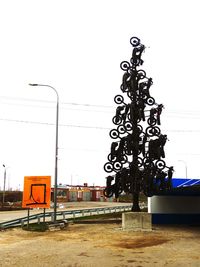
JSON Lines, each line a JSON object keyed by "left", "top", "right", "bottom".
{"left": 148, "top": 195, "right": 200, "bottom": 214}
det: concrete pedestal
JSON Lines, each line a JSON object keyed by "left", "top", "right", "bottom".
{"left": 122, "top": 212, "right": 152, "bottom": 231}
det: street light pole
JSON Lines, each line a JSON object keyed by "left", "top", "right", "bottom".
{"left": 29, "top": 83, "right": 59, "bottom": 223}
{"left": 2, "top": 164, "right": 6, "bottom": 205}
{"left": 178, "top": 160, "right": 188, "bottom": 179}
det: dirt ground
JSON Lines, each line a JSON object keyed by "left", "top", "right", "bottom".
{"left": 1, "top": 219, "right": 200, "bottom": 267}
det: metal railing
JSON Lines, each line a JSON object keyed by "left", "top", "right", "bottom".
{"left": 0, "top": 205, "right": 132, "bottom": 229}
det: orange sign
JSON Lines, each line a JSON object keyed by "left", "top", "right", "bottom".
{"left": 22, "top": 176, "right": 51, "bottom": 208}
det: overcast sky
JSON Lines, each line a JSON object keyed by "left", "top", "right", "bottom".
{"left": 0, "top": 0, "right": 200, "bottom": 190}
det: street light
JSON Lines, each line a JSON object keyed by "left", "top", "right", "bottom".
{"left": 2, "top": 165, "right": 10, "bottom": 205}
{"left": 178, "top": 160, "right": 188, "bottom": 179}
{"left": 2, "top": 164, "right": 6, "bottom": 205}
{"left": 29, "top": 83, "right": 59, "bottom": 223}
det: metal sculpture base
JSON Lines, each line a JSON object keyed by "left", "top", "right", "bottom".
{"left": 132, "top": 193, "right": 141, "bottom": 212}
{"left": 122, "top": 212, "right": 152, "bottom": 231}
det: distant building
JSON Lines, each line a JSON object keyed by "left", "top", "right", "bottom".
{"left": 51, "top": 184, "right": 116, "bottom": 202}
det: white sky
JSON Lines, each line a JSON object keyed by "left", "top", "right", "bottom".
{"left": 0, "top": 0, "right": 200, "bottom": 190}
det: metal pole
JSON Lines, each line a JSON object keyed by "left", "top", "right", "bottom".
{"left": 54, "top": 96, "right": 59, "bottom": 223}
{"left": 27, "top": 208, "right": 30, "bottom": 229}
{"left": 43, "top": 208, "right": 46, "bottom": 223}
{"left": 2, "top": 165, "right": 6, "bottom": 205}
{"left": 29, "top": 83, "right": 59, "bottom": 223}
{"left": 178, "top": 160, "right": 188, "bottom": 179}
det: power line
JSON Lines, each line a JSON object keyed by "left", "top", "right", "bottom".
{"left": 0, "top": 95, "right": 113, "bottom": 109}
{"left": 166, "top": 109, "right": 200, "bottom": 114}
{"left": 2, "top": 102, "right": 200, "bottom": 118}
{"left": 165, "top": 129, "right": 200, "bottom": 133}
{"left": 1, "top": 117, "right": 200, "bottom": 133}
{"left": 59, "top": 147, "right": 108, "bottom": 153}
{"left": 0, "top": 118, "right": 110, "bottom": 130}
{"left": 2, "top": 95, "right": 200, "bottom": 117}
{"left": 2, "top": 95, "right": 200, "bottom": 112}
{"left": 0, "top": 97, "right": 114, "bottom": 114}
{"left": 0, "top": 101, "right": 113, "bottom": 113}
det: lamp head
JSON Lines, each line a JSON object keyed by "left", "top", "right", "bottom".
{"left": 29, "top": 83, "right": 39, "bottom": 86}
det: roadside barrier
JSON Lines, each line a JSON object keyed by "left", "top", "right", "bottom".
{"left": 0, "top": 205, "right": 132, "bottom": 229}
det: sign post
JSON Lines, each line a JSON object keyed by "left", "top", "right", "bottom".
{"left": 22, "top": 176, "right": 51, "bottom": 226}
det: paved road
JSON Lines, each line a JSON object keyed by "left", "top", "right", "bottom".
{"left": 0, "top": 201, "right": 132, "bottom": 223}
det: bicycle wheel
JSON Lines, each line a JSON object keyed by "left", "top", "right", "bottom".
{"left": 146, "top": 97, "right": 155, "bottom": 106}
{"left": 120, "top": 84, "right": 128, "bottom": 92}
{"left": 127, "top": 91, "right": 134, "bottom": 100}
{"left": 114, "top": 161, "right": 122, "bottom": 171}
{"left": 107, "top": 153, "right": 117, "bottom": 162}
{"left": 146, "top": 126, "right": 157, "bottom": 136}
{"left": 147, "top": 117, "right": 156, "bottom": 126}
{"left": 137, "top": 69, "right": 146, "bottom": 79}
{"left": 137, "top": 125, "right": 143, "bottom": 134}
{"left": 104, "top": 162, "right": 113, "bottom": 173}
{"left": 114, "top": 95, "right": 124, "bottom": 104}
{"left": 125, "top": 149, "right": 132, "bottom": 156}
{"left": 155, "top": 159, "right": 166, "bottom": 170}
{"left": 117, "top": 124, "right": 126, "bottom": 134}
{"left": 120, "top": 61, "right": 130, "bottom": 71}
{"left": 130, "top": 57, "right": 140, "bottom": 66}
{"left": 120, "top": 154, "right": 128, "bottom": 164}
{"left": 137, "top": 157, "right": 143, "bottom": 167}
{"left": 130, "top": 37, "right": 140, "bottom": 47}
{"left": 143, "top": 188, "right": 154, "bottom": 197}
{"left": 109, "top": 129, "right": 119, "bottom": 139}
{"left": 143, "top": 157, "right": 154, "bottom": 168}
{"left": 124, "top": 121, "right": 132, "bottom": 131}
{"left": 103, "top": 188, "right": 113, "bottom": 198}
{"left": 154, "top": 126, "right": 161, "bottom": 136}
{"left": 112, "top": 115, "right": 122, "bottom": 125}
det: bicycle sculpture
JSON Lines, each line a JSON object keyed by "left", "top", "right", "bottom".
{"left": 103, "top": 37, "right": 174, "bottom": 211}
